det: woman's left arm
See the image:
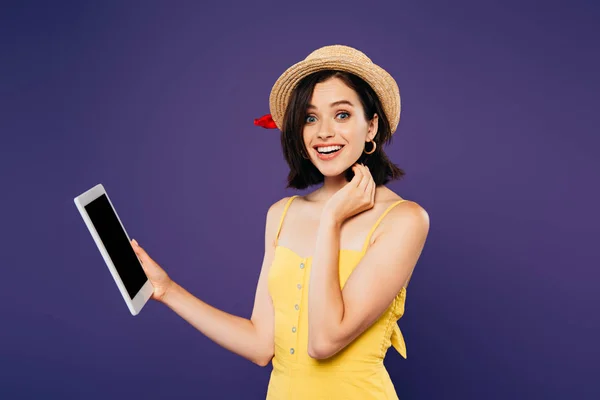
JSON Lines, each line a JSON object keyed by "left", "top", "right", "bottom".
{"left": 307, "top": 200, "right": 429, "bottom": 360}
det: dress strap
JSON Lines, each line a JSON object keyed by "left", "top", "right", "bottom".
{"left": 274, "top": 195, "right": 299, "bottom": 246}
{"left": 361, "top": 199, "right": 408, "bottom": 253}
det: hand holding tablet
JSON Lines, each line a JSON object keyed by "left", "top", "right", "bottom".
{"left": 130, "top": 239, "right": 174, "bottom": 302}
{"left": 74, "top": 183, "right": 157, "bottom": 315}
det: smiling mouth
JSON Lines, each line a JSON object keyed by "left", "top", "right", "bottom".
{"left": 314, "top": 145, "right": 344, "bottom": 155}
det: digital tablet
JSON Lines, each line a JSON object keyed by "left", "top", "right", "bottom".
{"left": 74, "top": 183, "right": 153, "bottom": 316}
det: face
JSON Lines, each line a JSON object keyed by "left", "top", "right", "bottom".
{"left": 302, "top": 77, "right": 378, "bottom": 177}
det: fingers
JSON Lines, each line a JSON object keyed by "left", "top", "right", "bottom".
{"left": 357, "top": 165, "right": 368, "bottom": 192}
{"left": 363, "top": 165, "right": 373, "bottom": 191}
{"left": 364, "top": 165, "right": 375, "bottom": 204}
{"left": 356, "top": 164, "right": 372, "bottom": 193}
{"left": 358, "top": 164, "right": 375, "bottom": 206}
{"left": 352, "top": 164, "right": 365, "bottom": 187}
{"left": 131, "top": 239, "right": 148, "bottom": 264}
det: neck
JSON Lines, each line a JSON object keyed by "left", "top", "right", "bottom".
{"left": 314, "top": 174, "right": 348, "bottom": 202}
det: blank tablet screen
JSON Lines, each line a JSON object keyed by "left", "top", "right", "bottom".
{"left": 84, "top": 194, "right": 147, "bottom": 299}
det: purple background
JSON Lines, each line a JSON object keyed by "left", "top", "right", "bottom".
{"left": 2, "top": 1, "right": 599, "bottom": 398}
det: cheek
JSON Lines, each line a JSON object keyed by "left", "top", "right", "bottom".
{"left": 301, "top": 127, "right": 309, "bottom": 142}
{"left": 302, "top": 132, "right": 311, "bottom": 148}
{"left": 338, "top": 127, "right": 365, "bottom": 146}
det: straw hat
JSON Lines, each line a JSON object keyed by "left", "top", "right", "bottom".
{"left": 267, "top": 44, "right": 401, "bottom": 134}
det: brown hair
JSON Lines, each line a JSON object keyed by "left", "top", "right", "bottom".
{"left": 280, "top": 70, "right": 405, "bottom": 189}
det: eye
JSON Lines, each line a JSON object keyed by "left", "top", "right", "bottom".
{"left": 305, "top": 115, "right": 317, "bottom": 124}
{"left": 336, "top": 112, "right": 350, "bottom": 120}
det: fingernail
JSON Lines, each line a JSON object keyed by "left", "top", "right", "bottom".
{"left": 132, "top": 239, "right": 138, "bottom": 246}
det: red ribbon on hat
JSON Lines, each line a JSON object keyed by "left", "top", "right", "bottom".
{"left": 254, "top": 114, "right": 278, "bottom": 129}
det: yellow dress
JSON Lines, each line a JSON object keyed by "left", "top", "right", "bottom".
{"left": 266, "top": 195, "right": 409, "bottom": 399}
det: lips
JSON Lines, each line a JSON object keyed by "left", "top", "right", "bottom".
{"left": 313, "top": 144, "right": 345, "bottom": 154}
{"left": 313, "top": 145, "right": 345, "bottom": 161}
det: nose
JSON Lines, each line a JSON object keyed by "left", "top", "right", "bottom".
{"left": 317, "top": 131, "right": 334, "bottom": 140}
{"left": 317, "top": 122, "right": 335, "bottom": 140}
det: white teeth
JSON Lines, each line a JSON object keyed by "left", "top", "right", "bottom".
{"left": 316, "top": 145, "right": 342, "bottom": 153}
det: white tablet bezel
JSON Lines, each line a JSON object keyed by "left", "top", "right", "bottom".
{"left": 74, "top": 183, "right": 153, "bottom": 316}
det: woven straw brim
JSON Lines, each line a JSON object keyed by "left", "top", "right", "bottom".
{"left": 269, "top": 57, "right": 401, "bottom": 134}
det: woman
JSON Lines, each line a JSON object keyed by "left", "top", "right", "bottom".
{"left": 131, "top": 45, "right": 430, "bottom": 399}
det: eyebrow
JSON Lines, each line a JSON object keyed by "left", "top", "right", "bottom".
{"left": 306, "top": 100, "right": 355, "bottom": 110}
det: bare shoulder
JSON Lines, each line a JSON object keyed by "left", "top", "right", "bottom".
{"left": 266, "top": 196, "right": 294, "bottom": 220}
{"left": 264, "top": 196, "right": 296, "bottom": 246}
{"left": 392, "top": 200, "right": 430, "bottom": 230}
{"left": 377, "top": 187, "right": 430, "bottom": 234}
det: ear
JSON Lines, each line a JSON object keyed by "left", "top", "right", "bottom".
{"left": 368, "top": 113, "right": 379, "bottom": 141}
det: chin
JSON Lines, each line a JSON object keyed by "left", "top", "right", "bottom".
{"left": 314, "top": 162, "right": 352, "bottom": 178}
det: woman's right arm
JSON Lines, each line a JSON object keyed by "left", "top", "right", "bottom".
{"left": 132, "top": 198, "right": 288, "bottom": 367}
